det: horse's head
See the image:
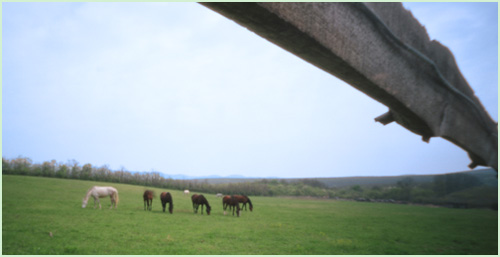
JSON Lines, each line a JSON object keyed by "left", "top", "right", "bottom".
{"left": 82, "top": 198, "right": 88, "bottom": 208}
{"left": 206, "top": 205, "right": 211, "bottom": 215}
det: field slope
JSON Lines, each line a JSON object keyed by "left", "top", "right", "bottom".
{"left": 2, "top": 175, "right": 497, "bottom": 254}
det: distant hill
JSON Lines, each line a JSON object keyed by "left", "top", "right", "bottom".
{"left": 190, "top": 168, "right": 497, "bottom": 189}
{"left": 465, "top": 169, "right": 498, "bottom": 187}
{"left": 317, "top": 169, "right": 497, "bottom": 188}
{"left": 161, "top": 174, "right": 249, "bottom": 180}
{"left": 190, "top": 177, "right": 266, "bottom": 184}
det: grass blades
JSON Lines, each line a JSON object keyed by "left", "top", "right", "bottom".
{"left": 2, "top": 175, "right": 497, "bottom": 254}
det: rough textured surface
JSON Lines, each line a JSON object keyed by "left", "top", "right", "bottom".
{"left": 200, "top": 2, "right": 497, "bottom": 171}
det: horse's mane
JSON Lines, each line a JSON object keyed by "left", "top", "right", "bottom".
{"left": 246, "top": 196, "right": 253, "bottom": 208}
{"left": 200, "top": 195, "right": 210, "bottom": 207}
{"left": 83, "top": 186, "right": 96, "bottom": 201}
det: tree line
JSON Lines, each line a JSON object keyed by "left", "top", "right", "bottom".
{"left": 2, "top": 157, "right": 496, "bottom": 208}
{"left": 1, "top": 157, "right": 329, "bottom": 197}
{"left": 2, "top": 157, "right": 209, "bottom": 193}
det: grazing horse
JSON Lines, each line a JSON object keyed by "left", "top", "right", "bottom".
{"left": 234, "top": 195, "right": 253, "bottom": 211}
{"left": 222, "top": 195, "right": 231, "bottom": 214}
{"left": 191, "top": 194, "right": 211, "bottom": 215}
{"left": 143, "top": 190, "right": 154, "bottom": 211}
{"left": 222, "top": 195, "right": 240, "bottom": 217}
{"left": 184, "top": 190, "right": 190, "bottom": 196}
{"left": 82, "top": 186, "right": 119, "bottom": 209}
{"left": 160, "top": 192, "right": 173, "bottom": 214}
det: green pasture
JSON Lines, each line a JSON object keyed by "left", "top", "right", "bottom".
{"left": 2, "top": 175, "right": 498, "bottom": 254}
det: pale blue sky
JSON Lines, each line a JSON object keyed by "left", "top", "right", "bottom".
{"left": 2, "top": 2, "right": 498, "bottom": 178}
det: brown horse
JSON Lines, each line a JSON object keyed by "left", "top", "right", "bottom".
{"left": 222, "top": 195, "right": 240, "bottom": 217}
{"left": 192, "top": 194, "right": 211, "bottom": 215}
{"left": 143, "top": 190, "right": 154, "bottom": 211}
{"left": 160, "top": 192, "right": 173, "bottom": 214}
{"left": 222, "top": 195, "right": 232, "bottom": 214}
{"left": 234, "top": 195, "right": 253, "bottom": 211}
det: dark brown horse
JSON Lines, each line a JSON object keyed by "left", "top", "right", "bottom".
{"left": 191, "top": 194, "right": 211, "bottom": 215}
{"left": 143, "top": 190, "right": 154, "bottom": 211}
{"left": 234, "top": 195, "right": 253, "bottom": 211}
{"left": 160, "top": 192, "right": 173, "bottom": 214}
{"left": 222, "top": 195, "right": 240, "bottom": 217}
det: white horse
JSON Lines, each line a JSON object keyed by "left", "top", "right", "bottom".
{"left": 82, "top": 186, "right": 119, "bottom": 209}
{"left": 184, "top": 189, "right": 190, "bottom": 196}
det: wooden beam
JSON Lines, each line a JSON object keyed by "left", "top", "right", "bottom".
{"left": 200, "top": 2, "right": 497, "bottom": 171}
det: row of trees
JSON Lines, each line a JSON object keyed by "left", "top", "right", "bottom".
{"left": 1, "top": 157, "right": 328, "bottom": 197}
{"left": 2, "top": 157, "right": 208, "bottom": 192}
{"left": 2, "top": 157, "right": 496, "bottom": 208}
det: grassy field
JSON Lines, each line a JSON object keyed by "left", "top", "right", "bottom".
{"left": 2, "top": 175, "right": 498, "bottom": 254}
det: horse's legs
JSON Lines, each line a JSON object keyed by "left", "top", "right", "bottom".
{"left": 93, "top": 197, "right": 101, "bottom": 209}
